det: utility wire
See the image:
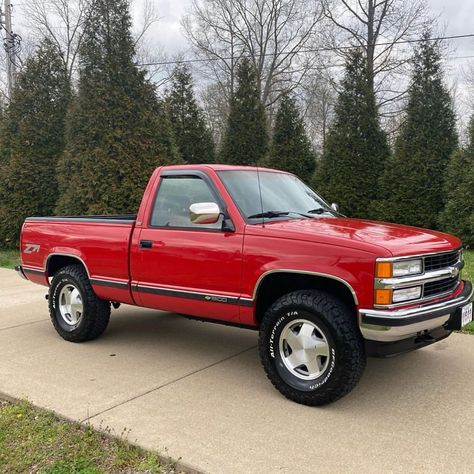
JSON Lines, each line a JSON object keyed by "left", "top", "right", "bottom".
{"left": 1, "top": 29, "right": 22, "bottom": 67}
{"left": 137, "top": 32, "right": 474, "bottom": 67}
{"left": 1, "top": 0, "right": 23, "bottom": 82}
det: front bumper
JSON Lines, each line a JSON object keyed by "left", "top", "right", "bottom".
{"left": 360, "top": 280, "right": 473, "bottom": 347}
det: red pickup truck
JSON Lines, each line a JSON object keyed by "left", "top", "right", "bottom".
{"left": 17, "top": 164, "right": 473, "bottom": 405}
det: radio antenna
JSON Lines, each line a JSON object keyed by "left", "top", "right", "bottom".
{"left": 256, "top": 165, "right": 265, "bottom": 227}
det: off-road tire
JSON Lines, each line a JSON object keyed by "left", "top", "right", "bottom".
{"left": 48, "top": 264, "right": 111, "bottom": 342}
{"left": 259, "top": 289, "right": 366, "bottom": 406}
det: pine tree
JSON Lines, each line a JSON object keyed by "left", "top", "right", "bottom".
{"left": 219, "top": 58, "right": 268, "bottom": 165}
{"left": 165, "top": 64, "right": 215, "bottom": 164}
{"left": 0, "top": 39, "right": 69, "bottom": 246}
{"left": 439, "top": 116, "right": 474, "bottom": 245}
{"left": 267, "top": 93, "right": 315, "bottom": 183}
{"left": 55, "top": 0, "right": 179, "bottom": 215}
{"left": 312, "top": 49, "right": 389, "bottom": 218}
{"left": 375, "top": 33, "right": 458, "bottom": 229}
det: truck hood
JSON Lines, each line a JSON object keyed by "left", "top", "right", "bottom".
{"left": 255, "top": 217, "right": 461, "bottom": 257}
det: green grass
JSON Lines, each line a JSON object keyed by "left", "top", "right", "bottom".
{"left": 462, "top": 250, "right": 474, "bottom": 283}
{"left": 0, "top": 400, "right": 173, "bottom": 474}
{"left": 462, "top": 250, "right": 474, "bottom": 334}
{"left": 0, "top": 248, "right": 19, "bottom": 269}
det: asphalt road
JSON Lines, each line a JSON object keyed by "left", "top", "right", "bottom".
{"left": 1, "top": 267, "right": 473, "bottom": 473}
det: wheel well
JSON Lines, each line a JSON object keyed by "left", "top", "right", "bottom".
{"left": 255, "top": 272, "right": 357, "bottom": 324}
{"left": 46, "top": 255, "right": 87, "bottom": 278}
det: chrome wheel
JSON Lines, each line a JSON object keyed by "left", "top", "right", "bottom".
{"left": 279, "top": 319, "right": 330, "bottom": 380}
{"left": 58, "top": 284, "right": 83, "bottom": 326}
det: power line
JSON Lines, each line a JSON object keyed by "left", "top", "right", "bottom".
{"left": 137, "top": 32, "right": 474, "bottom": 67}
{"left": 448, "top": 55, "right": 474, "bottom": 60}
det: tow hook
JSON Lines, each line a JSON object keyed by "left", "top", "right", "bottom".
{"left": 112, "top": 302, "right": 121, "bottom": 309}
{"left": 414, "top": 331, "right": 434, "bottom": 344}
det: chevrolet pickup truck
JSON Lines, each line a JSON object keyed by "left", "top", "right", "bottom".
{"left": 16, "top": 164, "right": 473, "bottom": 405}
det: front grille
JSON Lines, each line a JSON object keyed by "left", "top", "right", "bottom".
{"left": 423, "top": 277, "right": 459, "bottom": 298}
{"left": 376, "top": 249, "right": 463, "bottom": 307}
{"left": 424, "top": 250, "right": 460, "bottom": 272}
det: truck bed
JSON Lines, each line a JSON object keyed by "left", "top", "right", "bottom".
{"left": 20, "top": 214, "right": 137, "bottom": 304}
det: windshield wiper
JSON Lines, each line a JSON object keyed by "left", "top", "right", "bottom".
{"left": 247, "top": 210, "right": 290, "bottom": 219}
{"left": 248, "top": 210, "right": 315, "bottom": 219}
{"left": 307, "top": 208, "right": 328, "bottom": 214}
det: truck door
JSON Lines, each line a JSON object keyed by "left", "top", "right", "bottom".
{"left": 131, "top": 170, "right": 244, "bottom": 323}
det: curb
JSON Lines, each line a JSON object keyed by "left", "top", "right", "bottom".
{"left": 0, "top": 390, "right": 205, "bottom": 474}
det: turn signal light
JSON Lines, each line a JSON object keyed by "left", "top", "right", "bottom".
{"left": 375, "top": 289, "right": 392, "bottom": 305}
{"left": 375, "top": 261, "right": 392, "bottom": 278}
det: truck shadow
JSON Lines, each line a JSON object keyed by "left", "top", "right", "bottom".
{"left": 102, "top": 305, "right": 471, "bottom": 411}
{"left": 104, "top": 305, "right": 258, "bottom": 352}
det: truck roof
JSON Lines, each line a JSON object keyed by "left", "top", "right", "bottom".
{"left": 160, "top": 164, "right": 287, "bottom": 173}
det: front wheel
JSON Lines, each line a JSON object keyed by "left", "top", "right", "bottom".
{"left": 259, "top": 290, "right": 366, "bottom": 406}
{"left": 49, "top": 264, "right": 111, "bottom": 342}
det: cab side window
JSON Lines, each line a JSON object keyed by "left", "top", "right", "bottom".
{"left": 150, "top": 175, "right": 222, "bottom": 229}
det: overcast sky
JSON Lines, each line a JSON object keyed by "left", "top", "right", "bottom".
{"left": 133, "top": 0, "right": 474, "bottom": 57}
{"left": 13, "top": 0, "right": 474, "bottom": 124}
{"left": 14, "top": 0, "right": 473, "bottom": 76}
{"left": 127, "top": 0, "right": 473, "bottom": 124}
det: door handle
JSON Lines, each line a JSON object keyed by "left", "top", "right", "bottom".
{"left": 139, "top": 240, "right": 153, "bottom": 249}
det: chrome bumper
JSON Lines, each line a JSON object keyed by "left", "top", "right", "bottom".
{"left": 359, "top": 280, "right": 473, "bottom": 342}
{"left": 15, "top": 264, "right": 27, "bottom": 280}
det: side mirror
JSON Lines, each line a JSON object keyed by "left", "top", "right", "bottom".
{"left": 189, "top": 202, "right": 221, "bottom": 225}
{"left": 331, "top": 203, "right": 339, "bottom": 212}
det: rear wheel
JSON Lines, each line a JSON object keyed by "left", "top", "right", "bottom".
{"left": 259, "top": 289, "right": 366, "bottom": 406}
{"left": 49, "top": 264, "right": 110, "bottom": 342}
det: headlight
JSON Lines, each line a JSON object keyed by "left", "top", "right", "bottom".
{"left": 392, "top": 259, "right": 423, "bottom": 277}
{"left": 376, "top": 259, "right": 423, "bottom": 278}
{"left": 392, "top": 286, "right": 422, "bottom": 303}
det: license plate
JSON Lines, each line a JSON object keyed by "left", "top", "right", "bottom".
{"left": 461, "top": 302, "right": 473, "bottom": 328}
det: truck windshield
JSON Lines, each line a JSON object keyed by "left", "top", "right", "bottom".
{"left": 217, "top": 170, "right": 334, "bottom": 222}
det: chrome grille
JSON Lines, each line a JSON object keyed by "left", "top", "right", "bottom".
{"left": 423, "top": 277, "right": 459, "bottom": 298}
{"left": 374, "top": 248, "right": 463, "bottom": 308}
{"left": 424, "top": 250, "right": 460, "bottom": 272}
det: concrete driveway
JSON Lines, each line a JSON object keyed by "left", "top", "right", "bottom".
{"left": 1, "top": 267, "right": 473, "bottom": 474}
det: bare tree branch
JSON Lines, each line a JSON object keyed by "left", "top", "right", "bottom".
{"left": 22, "top": 0, "right": 163, "bottom": 83}
{"left": 23, "top": 0, "right": 96, "bottom": 80}
{"left": 182, "top": 0, "right": 324, "bottom": 109}
{"left": 321, "top": 0, "right": 433, "bottom": 110}
{"left": 133, "top": 0, "right": 161, "bottom": 47}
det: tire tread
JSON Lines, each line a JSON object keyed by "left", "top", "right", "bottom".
{"left": 259, "top": 289, "right": 366, "bottom": 406}
{"left": 48, "top": 264, "right": 110, "bottom": 342}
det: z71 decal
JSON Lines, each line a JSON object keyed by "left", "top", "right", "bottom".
{"left": 23, "top": 244, "right": 40, "bottom": 254}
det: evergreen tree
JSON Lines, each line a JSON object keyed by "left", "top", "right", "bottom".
{"left": 0, "top": 39, "right": 69, "bottom": 245}
{"left": 165, "top": 64, "right": 215, "bottom": 163}
{"left": 267, "top": 93, "right": 315, "bottom": 183}
{"left": 312, "top": 49, "right": 389, "bottom": 218}
{"left": 439, "top": 116, "right": 474, "bottom": 245}
{"left": 219, "top": 58, "right": 268, "bottom": 165}
{"left": 375, "top": 33, "right": 458, "bottom": 228}
{"left": 55, "top": 0, "right": 179, "bottom": 215}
